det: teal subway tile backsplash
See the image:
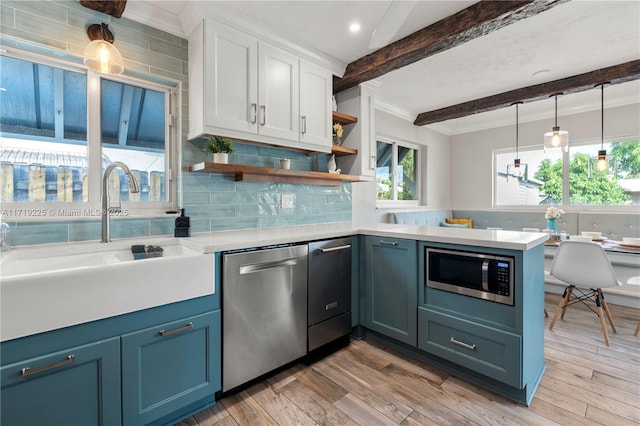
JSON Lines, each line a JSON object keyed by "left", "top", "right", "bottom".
{"left": 11, "top": 223, "right": 69, "bottom": 246}
{"left": 182, "top": 191, "right": 211, "bottom": 206}
{"left": 108, "top": 219, "right": 150, "bottom": 240}
{"left": 181, "top": 141, "right": 352, "bottom": 231}
{"left": 150, "top": 218, "right": 175, "bottom": 236}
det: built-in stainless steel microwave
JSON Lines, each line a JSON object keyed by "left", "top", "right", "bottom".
{"left": 426, "top": 248, "right": 514, "bottom": 305}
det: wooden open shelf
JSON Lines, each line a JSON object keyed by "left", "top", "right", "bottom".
{"left": 332, "top": 111, "right": 358, "bottom": 125}
{"left": 189, "top": 162, "right": 360, "bottom": 186}
{"left": 331, "top": 145, "right": 358, "bottom": 156}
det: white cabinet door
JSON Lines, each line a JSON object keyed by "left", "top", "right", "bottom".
{"left": 335, "top": 85, "right": 376, "bottom": 178}
{"left": 300, "top": 61, "right": 332, "bottom": 150}
{"left": 258, "top": 43, "right": 299, "bottom": 141}
{"left": 204, "top": 20, "right": 258, "bottom": 134}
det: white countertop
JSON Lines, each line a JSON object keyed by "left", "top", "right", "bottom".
{"left": 0, "top": 223, "right": 548, "bottom": 342}
{"left": 181, "top": 222, "right": 549, "bottom": 253}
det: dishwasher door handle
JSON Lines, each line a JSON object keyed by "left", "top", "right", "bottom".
{"left": 319, "top": 244, "right": 351, "bottom": 253}
{"left": 239, "top": 257, "right": 298, "bottom": 274}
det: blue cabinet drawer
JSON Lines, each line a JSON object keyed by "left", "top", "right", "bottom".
{"left": 121, "top": 311, "right": 221, "bottom": 426}
{"left": 418, "top": 307, "right": 522, "bottom": 388}
{"left": 1, "top": 337, "right": 121, "bottom": 426}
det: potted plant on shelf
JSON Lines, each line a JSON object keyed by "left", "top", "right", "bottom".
{"left": 332, "top": 123, "right": 343, "bottom": 145}
{"left": 203, "top": 136, "right": 234, "bottom": 164}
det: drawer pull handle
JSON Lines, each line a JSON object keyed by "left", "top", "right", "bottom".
{"left": 450, "top": 337, "right": 476, "bottom": 351}
{"left": 379, "top": 240, "right": 398, "bottom": 246}
{"left": 319, "top": 244, "right": 351, "bottom": 253}
{"left": 159, "top": 322, "right": 193, "bottom": 337}
{"left": 326, "top": 301, "right": 338, "bottom": 310}
{"left": 21, "top": 355, "right": 75, "bottom": 377}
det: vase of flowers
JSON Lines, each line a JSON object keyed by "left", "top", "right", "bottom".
{"left": 203, "top": 136, "right": 234, "bottom": 164}
{"left": 332, "top": 123, "right": 343, "bottom": 145}
{"left": 545, "top": 206, "right": 565, "bottom": 233}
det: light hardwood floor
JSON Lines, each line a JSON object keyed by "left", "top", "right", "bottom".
{"left": 177, "top": 293, "right": 640, "bottom": 425}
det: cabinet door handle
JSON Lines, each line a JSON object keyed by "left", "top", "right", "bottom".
{"left": 325, "top": 301, "right": 338, "bottom": 310}
{"left": 250, "top": 103, "right": 257, "bottom": 124}
{"left": 301, "top": 115, "right": 307, "bottom": 134}
{"left": 450, "top": 337, "right": 477, "bottom": 351}
{"left": 379, "top": 240, "right": 398, "bottom": 246}
{"left": 260, "top": 105, "right": 266, "bottom": 126}
{"left": 159, "top": 322, "right": 193, "bottom": 337}
{"left": 370, "top": 155, "right": 376, "bottom": 170}
{"left": 20, "top": 355, "right": 75, "bottom": 377}
{"left": 319, "top": 244, "right": 351, "bottom": 253}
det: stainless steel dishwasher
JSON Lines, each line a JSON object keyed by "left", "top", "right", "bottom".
{"left": 222, "top": 244, "right": 308, "bottom": 392}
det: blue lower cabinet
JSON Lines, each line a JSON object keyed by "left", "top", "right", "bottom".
{"left": 121, "top": 311, "right": 220, "bottom": 426}
{"left": 1, "top": 337, "right": 121, "bottom": 426}
{"left": 364, "top": 236, "right": 418, "bottom": 346}
{"left": 418, "top": 307, "right": 522, "bottom": 388}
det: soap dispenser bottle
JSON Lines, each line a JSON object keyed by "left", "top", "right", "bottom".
{"left": 174, "top": 209, "right": 190, "bottom": 237}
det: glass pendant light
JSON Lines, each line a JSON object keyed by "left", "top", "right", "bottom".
{"left": 596, "top": 83, "right": 609, "bottom": 172}
{"left": 508, "top": 102, "right": 523, "bottom": 177}
{"left": 544, "top": 93, "right": 569, "bottom": 152}
{"left": 513, "top": 102, "right": 522, "bottom": 175}
{"left": 83, "top": 23, "right": 124, "bottom": 75}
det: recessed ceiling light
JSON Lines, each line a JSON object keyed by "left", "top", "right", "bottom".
{"left": 349, "top": 23, "right": 361, "bottom": 33}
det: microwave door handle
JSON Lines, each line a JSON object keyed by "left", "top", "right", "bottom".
{"left": 481, "top": 259, "right": 490, "bottom": 292}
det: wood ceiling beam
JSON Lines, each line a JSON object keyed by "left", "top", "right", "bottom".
{"left": 413, "top": 60, "right": 640, "bottom": 126}
{"left": 79, "top": 0, "right": 127, "bottom": 18}
{"left": 333, "top": 0, "right": 567, "bottom": 94}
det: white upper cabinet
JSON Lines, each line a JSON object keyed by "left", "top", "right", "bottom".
{"left": 300, "top": 61, "right": 332, "bottom": 148}
{"left": 258, "top": 43, "right": 299, "bottom": 141}
{"left": 189, "top": 18, "right": 332, "bottom": 152}
{"left": 203, "top": 22, "right": 258, "bottom": 134}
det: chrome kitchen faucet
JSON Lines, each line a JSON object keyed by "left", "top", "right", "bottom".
{"left": 101, "top": 162, "right": 140, "bottom": 243}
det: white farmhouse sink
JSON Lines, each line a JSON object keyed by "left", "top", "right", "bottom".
{"left": 0, "top": 239, "right": 214, "bottom": 341}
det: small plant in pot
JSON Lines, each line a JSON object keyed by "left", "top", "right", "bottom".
{"left": 203, "top": 136, "right": 234, "bottom": 164}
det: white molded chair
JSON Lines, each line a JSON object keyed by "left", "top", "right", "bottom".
{"left": 548, "top": 241, "right": 621, "bottom": 346}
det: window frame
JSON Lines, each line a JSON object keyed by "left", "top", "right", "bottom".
{"left": 493, "top": 135, "right": 639, "bottom": 212}
{"left": 375, "top": 136, "right": 421, "bottom": 208}
{"left": 0, "top": 48, "right": 180, "bottom": 220}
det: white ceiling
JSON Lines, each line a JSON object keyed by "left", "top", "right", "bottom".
{"left": 124, "top": 0, "right": 640, "bottom": 136}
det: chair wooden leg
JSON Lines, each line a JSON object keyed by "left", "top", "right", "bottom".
{"left": 598, "top": 289, "right": 617, "bottom": 334}
{"left": 560, "top": 287, "right": 573, "bottom": 320}
{"left": 544, "top": 308, "right": 549, "bottom": 318}
{"left": 549, "top": 286, "right": 572, "bottom": 331}
{"left": 635, "top": 320, "right": 640, "bottom": 337}
{"left": 595, "top": 296, "right": 611, "bottom": 346}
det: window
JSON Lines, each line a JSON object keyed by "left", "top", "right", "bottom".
{"left": 495, "top": 139, "right": 639, "bottom": 207}
{"left": 376, "top": 138, "right": 419, "bottom": 205}
{"left": 0, "top": 52, "right": 178, "bottom": 218}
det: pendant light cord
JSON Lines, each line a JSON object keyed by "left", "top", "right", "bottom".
{"left": 554, "top": 95, "right": 558, "bottom": 127}
{"left": 516, "top": 103, "right": 519, "bottom": 157}
{"left": 601, "top": 83, "right": 604, "bottom": 150}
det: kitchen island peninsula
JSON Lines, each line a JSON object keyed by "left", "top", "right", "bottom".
{"left": 188, "top": 222, "right": 548, "bottom": 405}
{"left": 0, "top": 223, "right": 547, "bottom": 426}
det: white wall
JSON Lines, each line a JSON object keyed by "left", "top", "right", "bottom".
{"left": 352, "top": 109, "right": 451, "bottom": 223}
{"left": 449, "top": 103, "right": 640, "bottom": 210}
